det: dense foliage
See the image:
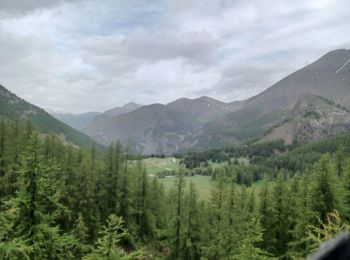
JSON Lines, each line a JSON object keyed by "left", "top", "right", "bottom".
{"left": 1, "top": 118, "right": 350, "bottom": 259}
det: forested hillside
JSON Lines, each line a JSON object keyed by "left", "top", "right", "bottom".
{"left": 1, "top": 118, "right": 349, "bottom": 259}
{"left": 0, "top": 85, "right": 96, "bottom": 149}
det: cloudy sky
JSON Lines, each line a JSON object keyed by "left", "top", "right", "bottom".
{"left": 0, "top": 0, "right": 349, "bottom": 113}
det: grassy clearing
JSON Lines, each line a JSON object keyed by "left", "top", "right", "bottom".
{"left": 143, "top": 156, "right": 249, "bottom": 175}
{"left": 143, "top": 157, "right": 181, "bottom": 175}
{"left": 158, "top": 175, "right": 213, "bottom": 200}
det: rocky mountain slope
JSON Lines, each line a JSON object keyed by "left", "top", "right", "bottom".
{"left": 0, "top": 84, "right": 96, "bottom": 148}
{"left": 191, "top": 49, "right": 350, "bottom": 149}
{"left": 263, "top": 94, "right": 350, "bottom": 145}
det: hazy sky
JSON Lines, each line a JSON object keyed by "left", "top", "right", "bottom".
{"left": 0, "top": 0, "right": 349, "bottom": 113}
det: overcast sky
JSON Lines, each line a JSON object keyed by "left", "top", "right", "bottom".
{"left": 0, "top": 0, "right": 349, "bottom": 113}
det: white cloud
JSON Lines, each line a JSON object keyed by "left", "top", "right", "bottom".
{"left": 0, "top": 0, "right": 349, "bottom": 113}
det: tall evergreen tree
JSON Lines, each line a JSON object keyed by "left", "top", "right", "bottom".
{"left": 0, "top": 133, "right": 77, "bottom": 259}
{"left": 84, "top": 215, "right": 143, "bottom": 260}
{"left": 183, "top": 181, "right": 201, "bottom": 260}
{"left": 309, "top": 154, "right": 339, "bottom": 224}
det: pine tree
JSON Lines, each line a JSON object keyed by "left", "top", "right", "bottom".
{"left": 258, "top": 180, "right": 275, "bottom": 253}
{"left": 204, "top": 170, "right": 230, "bottom": 259}
{"left": 72, "top": 213, "right": 91, "bottom": 259}
{"left": 105, "top": 143, "right": 119, "bottom": 218}
{"left": 0, "top": 121, "right": 6, "bottom": 178}
{"left": 168, "top": 170, "right": 186, "bottom": 259}
{"left": 334, "top": 146, "right": 345, "bottom": 177}
{"left": 84, "top": 214, "right": 143, "bottom": 260}
{"left": 0, "top": 133, "right": 77, "bottom": 259}
{"left": 270, "top": 173, "right": 292, "bottom": 256}
{"left": 183, "top": 181, "right": 201, "bottom": 260}
{"left": 147, "top": 177, "right": 167, "bottom": 239}
{"left": 233, "top": 218, "right": 271, "bottom": 260}
{"left": 309, "top": 154, "right": 339, "bottom": 224}
{"left": 306, "top": 210, "right": 349, "bottom": 254}
{"left": 136, "top": 161, "right": 150, "bottom": 239}
{"left": 343, "top": 158, "right": 350, "bottom": 221}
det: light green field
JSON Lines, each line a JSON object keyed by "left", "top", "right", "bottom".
{"left": 143, "top": 157, "right": 181, "bottom": 175}
{"left": 158, "top": 175, "right": 213, "bottom": 200}
{"left": 143, "top": 156, "right": 249, "bottom": 176}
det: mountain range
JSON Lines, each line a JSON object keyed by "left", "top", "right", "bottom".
{"left": 1, "top": 49, "right": 349, "bottom": 153}
{"left": 79, "top": 49, "right": 350, "bottom": 154}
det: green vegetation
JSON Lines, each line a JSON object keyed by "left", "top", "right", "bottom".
{"left": 0, "top": 85, "right": 96, "bottom": 149}
{"left": 158, "top": 175, "right": 212, "bottom": 200}
{"left": 142, "top": 157, "right": 180, "bottom": 175}
{"left": 1, "top": 118, "right": 350, "bottom": 259}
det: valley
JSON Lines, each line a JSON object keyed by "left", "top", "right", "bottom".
{"left": 0, "top": 1, "right": 349, "bottom": 258}
{"left": 48, "top": 49, "right": 350, "bottom": 155}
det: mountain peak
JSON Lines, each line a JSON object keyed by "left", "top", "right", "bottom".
{"left": 103, "top": 102, "right": 141, "bottom": 116}
{"left": 322, "top": 48, "right": 350, "bottom": 58}
{"left": 123, "top": 102, "right": 140, "bottom": 108}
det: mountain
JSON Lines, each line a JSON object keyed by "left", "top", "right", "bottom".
{"left": 242, "top": 49, "right": 350, "bottom": 112}
{"left": 103, "top": 102, "right": 141, "bottom": 116}
{"left": 192, "top": 49, "right": 350, "bottom": 149}
{"left": 50, "top": 111, "right": 100, "bottom": 131}
{"left": 263, "top": 94, "right": 350, "bottom": 145}
{"left": 0, "top": 84, "right": 96, "bottom": 148}
{"left": 83, "top": 49, "right": 350, "bottom": 154}
{"left": 50, "top": 102, "right": 141, "bottom": 132}
{"left": 84, "top": 103, "right": 201, "bottom": 154}
{"left": 167, "top": 96, "right": 242, "bottom": 122}
{"left": 83, "top": 102, "right": 141, "bottom": 137}
{"left": 84, "top": 97, "right": 240, "bottom": 154}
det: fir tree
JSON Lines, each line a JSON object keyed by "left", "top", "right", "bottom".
{"left": 84, "top": 215, "right": 143, "bottom": 260}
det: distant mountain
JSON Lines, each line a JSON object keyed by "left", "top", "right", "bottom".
{"left": 50, "top": 111, "right": 100, "bottom": 131}
{"left": 242, "top": 49, "right": 350, "bottom": 113}
{"left": 263, "top": 94, "right": 350, "bottom": 145}
{"left": 84, "top": 103, "right": 201, "bottom": 154}
{"left": 167, "top": 96, "right": 242, "bottom": 122}
{"left": 83, "top": 49, "right": 350, "bottom": 154}
{"left": 83, "top": 102, "right": 141, "bottom": 138}
{"left": 50, "top": 102, "right": 141, "bottom": 132}
{"left": 104, "top": 102, "right": 141, "bottom": 116}
{"left": 191, "top": 49, "right": 350, "bottom": 149}
{"left": 84, "top": 97, "right": 239, "bottom": 154}
{"left": 0, "top": 84, "right": 96, "bottom": 148}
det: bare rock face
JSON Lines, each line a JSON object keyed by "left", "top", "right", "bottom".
{"left": 264, "top": 94, "right": 350, "bottom": 145}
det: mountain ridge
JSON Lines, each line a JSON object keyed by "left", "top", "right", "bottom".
{"left": 0, "top": 84, "right": 96, "bottom": 148}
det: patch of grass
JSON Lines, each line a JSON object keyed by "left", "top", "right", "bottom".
{"left": 143, "top": 157, "right": 181, "bottom": 175}
{"left": 208, "top": 160, "right": 228, "bottom": 168}
{"left": 158, "top": 175, "right": 213, "bottom": 200}
{"left": 238, "top": 157, "right": 250, "bottom": 165}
